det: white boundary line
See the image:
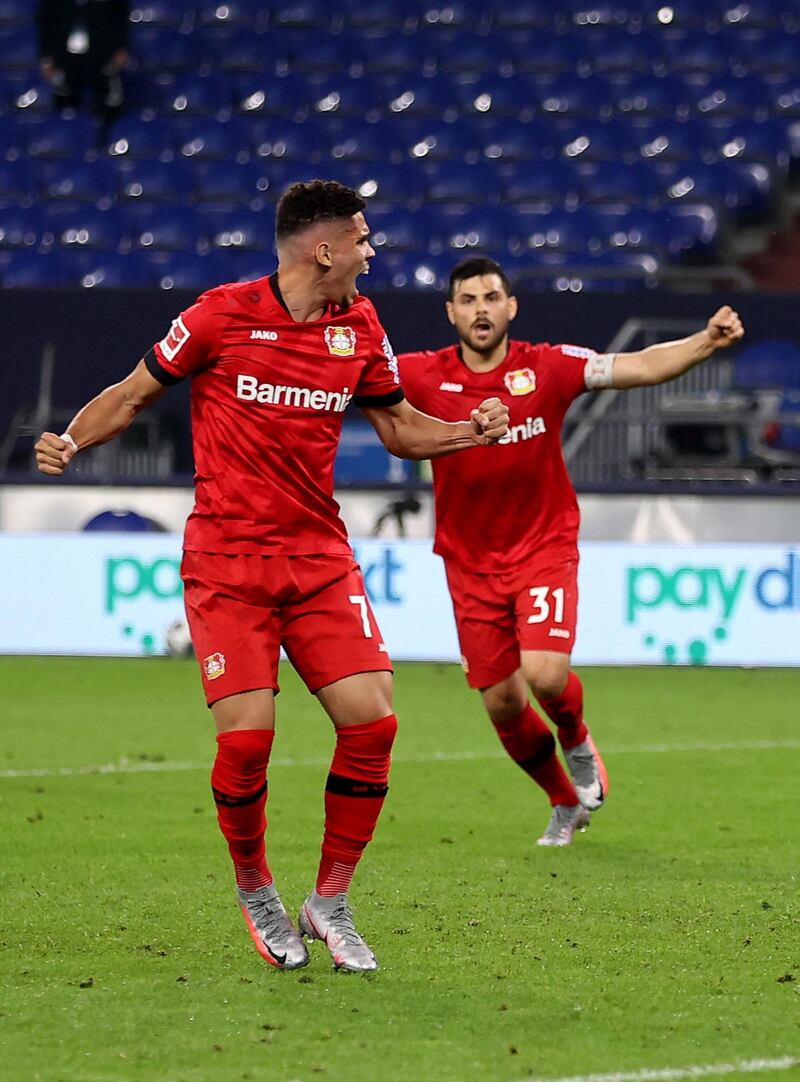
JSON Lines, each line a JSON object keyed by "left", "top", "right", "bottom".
{"left": 0, "top": 739, "right": 798, "bottom": 781}
{"left": 518, "top": 1055, "right": 799, "bottom": 1082}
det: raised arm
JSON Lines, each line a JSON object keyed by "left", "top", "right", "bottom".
{"left": 34, "top": 359, "right": 167, "bottom": 475}
{"left": 610, "top": 306, "right": 744, "bottom": 390}
{"left": 361, "top": 396, "right": 509, "bottom": 461}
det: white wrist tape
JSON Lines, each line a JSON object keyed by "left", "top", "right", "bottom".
{"left": 583, "top": 353, "right": 616, "bottom": 390}
{"left": 59, "top": 432, "right": 78, "bottom": 453}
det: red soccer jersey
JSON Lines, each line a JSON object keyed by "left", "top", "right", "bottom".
{"left": 146, "top": 274, "right": 404, "bottom": 555}
{"left": 398, "top": 340, "right": 599, "bottom": 571}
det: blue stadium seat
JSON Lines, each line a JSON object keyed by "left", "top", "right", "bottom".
{"left": 711, "top": 118, "right": 791, "bottom": 169}
{"left": 26, "top": 113, "right": 98, "bottom": 159}
{"left": 715, "top": 0, "right": 794, "bottom": 31}
{"left": 177, "top": 118, "right": 246, "bottom": 161}
{"left": 659, "top": 30, "right": 730, "bottom": 75}
{"left": 380, "top": 75, "right": 462, "bottom": 120}
{"left": 456, "top": 75, "right": 538, "bottom": 121}
{"left": 0, "top": 158, "right": 33, "bottom": 203}
{"left": 660, "top": 202, "right": 722, "bottom": 261}
{"left": 341, "top": 161, "right": 427, "bottom": 208}
{"left": 0, "top": 28, "right": 37, "bottom": 69}
{"left": 367, "top": 206, "right": 441, "bottom": 252}
{"left": 636, "top": 118, "right": 713, "bottom": 161}
{"left": 270, "top": 0, "right": 338, "bottom": 30}
{"left": 162, "top": 74, "right": 227, "bottom": 116}
{"left": 344, "top": 0, "right": 417, "bottom": 31}
{"left": 556, "top": 118, "right": 639, "bottom": 162}
{"left": 600, "top": 207, "right": 673, "bottom": 252}
{"left": 661, "top": 159, "right": 774, "bottom": 220}
{"left": 612, "top": 74, "right": 690, "bottom": 118}
{"left": 433, "top": 31, "right": 504, "bottom": 74}
{"left": 732, "top": 339, "right": 800, "bottom": 390}
{"left": 690, "top": 73, "right": 771, "bottom": 118}
{"left": 106, "top": 116, "right": 174, "bottom": 160}
{"left": 248, "top": 119, "right": 321, "bottom": 162}
{"left": 0, "top": 0, "right": 30, "bottom": 24}
{"left": 514, "top": 205, "right": 604, "bottom": 254}
{"left": 510, "top": 31, "right": 592, "bottom": 75}
{"left": 280, "top": 30, "right": 363, "bottom": 75}
{"left": 584, "top": 29, "right": 657, "bottom": 76}
{"left": 76, "top": 251, "right": 157, "bottom": 288}
{"left": 46, "top": 204, "right": 125, "bottom": 251}
{"left": 129, "top": 1, "right": 192, "bottom": 29}
{"left": 193, "top": 161, "right": 271, "bottom": 205}
{"left": 1, "top": 72, "right": 53, "bottom": 115}
{"left": 480, "top": 118, "right": 554, "bottom": 161}
{"left": 128, "top": 204, "right": 206, "bottom": 252}
{"left": 2, "top": 249, "right": 69, "bottom": 287}
{"left": 231, "top": 73, "right": 310, "bottom": 118}
{"left": 419, "top": 0, "right": 491, "bottom": 31}
{"left": 637, "top": 0, "right": 714, "bottom": 30}
{"left": 438, "top": 207, "right": 517, "bottom": 256}
{"left": 196, "top": 0, "right": 265, "bottom": 28}
{"left": 309, "top": 76, "right": 388, "bottom": 119}
{"left": 770, "top": 75, "right": 800, "bottom": 118}
{"left": 146, "top": 250, "right": 229, "bottom": 290}
{"left": 545, "top": 249, "right": 660, "bottom": 293}
{"left": 41, "top": 159, "right": 117, "bottom": 204}
{"left": 493, "top": 2, "right": 559, "bottom": 31}
{"left": 210, "top": 29, "right": 276, "bottom": 73}
{"left": 424, "top": 161, "right": 503, "bottom": 205}
{"left": 502, "top": 160, "right": 581, "bottom": 204}
{"left": 361, "top": 34, "right": 434, "bottom": 76}
{"left": 535, "top": 75, "right": 615, "bottom": 118}
{"left": 402, "top": 119, "right": 479, "bottom": 162}
{"left": 724, "top": 28, "right": 800, "bottom": 75}
{"left": 0, "top": 114, "right": 28, "bottom": 157}
{"left": 579, "top": 161, "right": 662, "bottom": 207}
{"left": 115, "top": 158, "right": 194, "bottom": 204}
{"left": 0, "top": 205, "right": 43, "bottom": 248}
{"left": 129, "top": 27, "right": 205, "bottom": 73}
{"left": 205, "top": 208, "right": 272, "bottom": 251}
{"left": 564, "top": 1, "right": 634, "bottom": 29}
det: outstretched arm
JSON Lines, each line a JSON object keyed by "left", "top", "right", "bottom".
{"left": 361, "top": 397, "right": 509, "bottom": 461}
{"left": 610, "top": 306, "right": 745, "bottom": 390}
{"left": 34, "top": 359, "right": 167, "bottom": 475}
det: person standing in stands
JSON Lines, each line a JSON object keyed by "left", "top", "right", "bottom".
{"left": 36, "top": 0, "right": 129, "bottom": 128}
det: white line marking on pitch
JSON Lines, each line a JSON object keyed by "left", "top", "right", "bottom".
{"left": 1, "top": 739, "right": 798, "bottom": 781}
{"left": 518, "top": 1054, "right": 799, "bottom": 1082}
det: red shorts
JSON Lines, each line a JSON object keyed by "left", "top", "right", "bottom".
{"left": 444, "top": 554, "right": 579, "bottom": 690}
{"left": 181, "top": 551, "right": 392, "bottom": 706}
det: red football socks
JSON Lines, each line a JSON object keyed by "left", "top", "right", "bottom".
{"left": 493, "top": 703, "right": 578, "bottom": 807}
{"left": 211, "top": 728, "right": 274, "bottom": 892}
{"left": 316, "top": 715, "right": 397, "bottom": 897}
{"left": 537, "top": 671, "right": 588, "bottom": 751}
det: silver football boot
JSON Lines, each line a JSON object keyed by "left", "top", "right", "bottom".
{"left": 237, "top": 885, "right": 309, "bottom": 970}
{"left": 564, "top": 730, "right": 609, "bottom": 811}
{"left": 299, "top": 892, "right": 378, "bottom": 972}
{"left": 536, "top": 803, "right": 591, "bottom": 847}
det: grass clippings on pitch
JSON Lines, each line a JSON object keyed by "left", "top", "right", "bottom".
{"left": 1, "top": 658, "right": 799, "bottom": 1082}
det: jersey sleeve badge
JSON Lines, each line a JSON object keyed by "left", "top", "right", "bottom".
{"left": 158, "top": 315, "right": 191, "bottom": 361}
{"left": 504, "top": 368, "right": 537, "bottom": 396}
{"left": 324, "top": 326, "right": 357, "bottom": 356}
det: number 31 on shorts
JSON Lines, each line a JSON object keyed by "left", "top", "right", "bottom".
{"left": 527, "top": 586, "right": 565, "bottom": 624}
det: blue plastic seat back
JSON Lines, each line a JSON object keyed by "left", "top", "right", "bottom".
{"left": 732, "top": 340, "right": 800, "bottom": 390}
{"left": 116, "top": 158, "right": 194, "bottom": 203}
{"left": 193, "top": 160, "right": 270, "bottom": 205}
{"left": 106, "top": 116, "right": 174, "bottom": 160}
{"left": 130, "top": 27, "right": 205, "bottom": 72}
{"left": 2, "top": 249, "right": 68, "bottom": 286}
{"left": 502, "top": 160, "right": 581, "bottom": 204}
{"left": 231, "top": 73, "right": 310, "bottom": 117}
{"left": 205, "top": 207, "right": 273, "bottom": 252}
{"left": 26, "top": 113, "right": 98, "bottom": 159}
{"left": 161, "top": 74, "right": 227, "bottom": 115}
{"left": 340, "top": 161, "right": 427, "bottom": 208}
{"left": 612, "top": 73, "right": 690, "bottom": 117}
{"left": 456, "top": 75, "right": 538, "bottom": 120}
{"left": 402, "top": 119, "right": 479, "bottom": 162}
{"left": 438, "top": 206, "right": 518, "bottom": 256}
{"left": 46, "top": 204, "right": 126, "bottom": 251}
{"left": 0, "top": 204, "right": 44, "bottom": 248}
{"left": 128, "top": 204, "right": 206, "bottom": 252}
{"left": 41, "top": 159, "right": 117, "bottom": 203}
{"left": 514, "top": 205, "right": 604, "bottom": 254}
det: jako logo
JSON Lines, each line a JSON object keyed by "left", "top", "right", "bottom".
{"left": 236, "top": 374, "right": 352, "bottom": 412}
{"left": 498, "top": 416, "right": 547, "bottom": 445}
{"left": 250, "top": 330, "right": 278, "bottom": 341}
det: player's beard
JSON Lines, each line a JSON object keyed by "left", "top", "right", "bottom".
{"left": 466, "top": 322, "right": 506, "bottom": 356}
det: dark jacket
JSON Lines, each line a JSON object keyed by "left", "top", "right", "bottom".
{"left": 37, "top": 0, "right": 129, "bottom": 66}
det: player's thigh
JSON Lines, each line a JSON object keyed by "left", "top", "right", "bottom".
{"left": 281, "top": 558, "right": 392, "bottom": 699}
{"left": 514, "top": 559, "right": 579, "bottom": 657}
{"left": 445, "top": 563, "right": 519, "bottom": 690}
{"left": 520, "top": 650, "right": 571, "bottom": 700}
{"left": 211, "top": 688, "right": 275, "bottom": 734}
{"left": 182, "top": 551, "right": 282, "bottom": 708}
{"left": 316, "top": 671, "right": 394, "bottom": 729}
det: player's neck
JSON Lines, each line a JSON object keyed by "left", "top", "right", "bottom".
{"left": 274, "top": 266, "right": 330, "bottom": 323}
{"left": 459, "top": 339, "right": 509, "bottom": 373}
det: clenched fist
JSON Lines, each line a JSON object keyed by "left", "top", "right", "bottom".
{"left": 706, "top": 306, "right": 744, "bottom": 350}
{"left": 34, "top": 432, "right": 78, "bottom": 476}
{"left": 470, "top": 397, "right": 509, "bottom": 445}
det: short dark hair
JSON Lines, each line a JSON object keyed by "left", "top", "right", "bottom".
{"left": 275, "top": 179, "right": 366, "bottom": 241}
{"left": 448, "top": 256, "right": 511, "bottom": 299}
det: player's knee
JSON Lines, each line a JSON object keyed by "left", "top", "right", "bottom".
{"left": 530, "top": 671, "right": 569, "bottom": 700}
{"left": 369, "top": 712, "right": 398, "bottom": 754}
{"left": 484, "top": 689, "right": 527, "bottom": 727}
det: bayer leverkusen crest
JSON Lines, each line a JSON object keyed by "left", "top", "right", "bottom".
{"left": 504, "top": 368, "right": 537, "bottom": 396}
{"left": 324, "top": 326, "right": 357, "bottom": 356}
{"left": 203, "top": 652, "right": 226, "bottom": 680}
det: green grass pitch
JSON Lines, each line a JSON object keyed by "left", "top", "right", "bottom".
{"left": 1, "top": 657, "right": 798, "bottom": 1082}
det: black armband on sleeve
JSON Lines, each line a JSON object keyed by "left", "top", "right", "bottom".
{"left": 144, "top": 347, "right": 184, "bottom": 386}
{"left": 353, "top": 388, "right": 406, "bottom": 409}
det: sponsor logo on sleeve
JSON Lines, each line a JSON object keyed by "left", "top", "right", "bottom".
{"left": 203, "top": 652, "right": 226, "bottom": 680}
{"left": 381, "top": 334, "right": 400, "bottom": 383}
{"left": 503, "top": 368, "right": 536, "bottom": 396}
{"left": 324, "top": 326, "right": 357, "bottom": 356}
{"left": 560, "top": 344, "right": 598, "bottom": 360}
{"left": 159, "top": 316, "right": 191, "bottom": 362}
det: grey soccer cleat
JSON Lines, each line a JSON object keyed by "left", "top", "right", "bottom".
{"left": 564, "top": 731, "right": 609, "bottom": 811}
{"left": 299, "top": 892, "right": 378, "bottom": 973}
{"left": 536, "top": 803, "right": 591, "bottom": 847}
{"left": 237, "top": 885, "right": 309, "bottom": 970}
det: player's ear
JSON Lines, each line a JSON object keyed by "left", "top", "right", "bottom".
{"left": 508, "top": 295, "right": 518, "bottom": 322}
{"left": 315, "top": 241, "right": 333, "bottom": 268}
{"left": 445, "top": 300, "right": 456, "bottom": 326}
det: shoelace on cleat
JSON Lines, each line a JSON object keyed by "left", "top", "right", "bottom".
{"left": 249, "top": 895, "right": 293, "bottom": 945}
{"left": 323, "top": 896, "right": 364, "bottom": 947}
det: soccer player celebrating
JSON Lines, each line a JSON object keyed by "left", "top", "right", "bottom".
{"left": 398, "top": 257, "right": 744, "bottom": 846}
{"left": 34, "top": 183, "right": 509, "bottom": 973}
